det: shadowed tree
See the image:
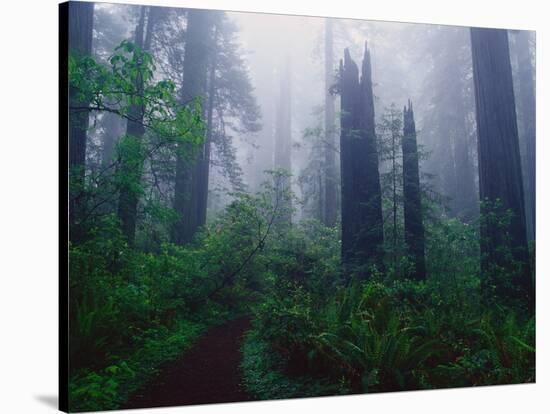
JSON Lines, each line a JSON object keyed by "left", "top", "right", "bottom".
{"left": 197, "top": 23, "right": 219, "bottom": 230}
{"left": 402, "top": 101, "right": 426, "bottom": 280}
{"left": 172, "top": 10, "right": 214, "bottom": 245}
{"left": 512, "top": 30, "right": 536, "bottom": 242}
{"left": 150, "top": 11, "right": 259, "bottom": 216}
{"left": 68, "top": 1, "right": 94, "bottom": 240}
{"left": 323, "top": 18, "right": 338, "bottom": 227}
{"left": 470, "top": 27, "right": 533, "bottom": 307}
{"left": 340, "top": 43, "right": 384, "bottom": 275}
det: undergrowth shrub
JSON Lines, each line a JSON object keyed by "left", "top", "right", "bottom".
{"left": 246, "top": 215, "right": 534, "bottom": 397}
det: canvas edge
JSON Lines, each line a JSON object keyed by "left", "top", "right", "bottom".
{"left": 59, "top": 1, "right": 70, "bottom": 413}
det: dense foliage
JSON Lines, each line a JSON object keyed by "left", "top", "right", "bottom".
{"left": 243, "top": 216, "right": 534, "bottom": 397}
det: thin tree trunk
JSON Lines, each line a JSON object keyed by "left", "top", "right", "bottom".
{"left": 274, "top": 57, "right": 293, "bottom": 225}
{"left": 68, "top": 1, "right": 94, "bottom": 241}
{"left": 453, "top": 94, "right": 478, "bottom": 221}
{"left": 197, "top": 25, "right": 219, "bottom": 228}
{"left": 470, "top": 28, "right": 533, "bottom": 307}
{"left": 117, "top": 6, "right": 156, "bottom": 245}
{"left": 323, "top": 18, "right": 337, "bottom": 227}
{"left": 402, "top": 101, "right": 426, "bottom": 280}
{"left": 391, "top": 111, "right": 397, "bottom": 267}
{"left": 515, "top": 31, "right": 536, "bottom": 242}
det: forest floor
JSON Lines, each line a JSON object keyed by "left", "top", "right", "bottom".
{"left": 123, "top": 317, "right": 252, "bottom": 410}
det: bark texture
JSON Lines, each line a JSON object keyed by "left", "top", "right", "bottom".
{"left": 340, "top": 43, "right": 384, "bottom": 275}
{"left": 470, "top": 28, "right": 533, "bottom": 306}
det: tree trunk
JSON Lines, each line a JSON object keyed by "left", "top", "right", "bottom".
{"left": 402, "top": 101, "right": 426, "bottom": 280}
{"left": 197, "top": 25, "right": 219, "bottom": 229}
{"left": 340, "top": 43, "right": 384, "bottom": 275}
{"left": 274, "top": 57, "right": 293, "bottom": 225}
{"left": 452, "top": 96, "right": 478, "bottom": 221}
{"left": 391, "top": 111, "right": 397, "bottom": 267}
{"left": 514, "top": 31, "right": 536, "bottom": 242}
{"left": 323, "top": 19, "right": 337, "bottom": 227}
{"left": 117, "top": 6, "right": 156, "bottom": 245}
{"left": 68, "top": 1, "right": 94, "bottom": 241}
{"left": 172, "top": 10, "right": 213, "bottom": 245}
{"left": 470, "top": 28, "right": 533, "bottom": 307}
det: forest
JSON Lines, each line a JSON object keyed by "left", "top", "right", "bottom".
{"left": 65, "top": 2, "right": 535, "bottom": 412}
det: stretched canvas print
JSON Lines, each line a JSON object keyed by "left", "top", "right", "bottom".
{"left": 60, "top": 0, "right": 536, "bottom": 411}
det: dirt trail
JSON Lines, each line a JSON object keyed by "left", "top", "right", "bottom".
{"left": 124, "top": 317, "right": 252, "bottom": 410}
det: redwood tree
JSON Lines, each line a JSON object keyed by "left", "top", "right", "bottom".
{"left": 514, "top": 30, "right": 536, "bottom": 242}
{"left": 172, "top": 10, "right": 214, "bottom": 245}
{"left": 470, "top": 27, "right": 533, "bottom": 306}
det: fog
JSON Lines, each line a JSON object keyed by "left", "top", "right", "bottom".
{"left": 87, "top": 2, "right": 534, "bottom": 226}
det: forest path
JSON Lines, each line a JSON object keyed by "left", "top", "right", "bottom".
{"left": 123, "top": 317, "right": 252, "bottom": 409}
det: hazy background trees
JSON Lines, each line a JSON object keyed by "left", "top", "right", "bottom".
{"left": 70, "top": 1, "right": 536, "bottom": 302}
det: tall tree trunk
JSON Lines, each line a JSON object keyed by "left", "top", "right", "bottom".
{"left": 470, "top": 28, "right": 533, "bottom": 307}
{"left": 452, "top": 94, "right": 478, "bottom": 221}
{"left": 340, "top": 43, "right": 384, "bottom": 275}
{"left": 402, "top": 101, "right": 426, "bottom": 280}
{"left": 274, "top": 57, "right": 293, "bottom": 224}
{"left": 323, "top": 18, "right": 337, "bottom": 227}
{"left": 514, "top": 31, "right": 536, "bottom": 242}
{"left": 197, "top": 25, "right": 219, "bottom": 228}
{"left": 449, "top": 44, "right": 478, "bottom": 221}
{"left": 172, "top": 10, "right": 213, "bottom": 245}
{"left": 391, "top": 110, "right": 398, "bottom": 267}
{"left": 68, "top": 1, "right": 94, "bottom": 241}
{"left": 117, "top": 6, "right": 156, "bottom": 245}
{"left": 339, "top": 55, "right": 354, "bottom": 268}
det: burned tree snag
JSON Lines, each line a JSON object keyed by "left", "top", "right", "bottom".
{"left": 402, "top": 101, "right": 426, "bottom": 280}
{"left": 340, "top": 43, "right": 384, "bottom": 276}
